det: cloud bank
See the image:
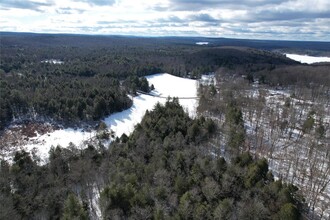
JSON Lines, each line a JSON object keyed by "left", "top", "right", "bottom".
{"left": 0, "top": 0, "right": 329, "bottom": 41}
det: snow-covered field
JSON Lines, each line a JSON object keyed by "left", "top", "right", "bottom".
{"left": 24, "top": 128, "right": 95, "bottom": 163}
{"left": 0, "top": 73, "right": 198, "bottom": 163}
{"left": 285, "top": 53, "right": 330, "bottom": 64}
{"left": 104, "top": 73, "right": 198, "bottom": 137}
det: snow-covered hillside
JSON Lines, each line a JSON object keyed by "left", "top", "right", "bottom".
{"left": 0, "top": 73, "right": 198, "bottom": 163}
{"left": 285, "top": 53, "right": 330, "bottom": 64}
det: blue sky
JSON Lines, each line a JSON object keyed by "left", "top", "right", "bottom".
{"left": 1, "top": 0, "right": 329, "bottom": 41}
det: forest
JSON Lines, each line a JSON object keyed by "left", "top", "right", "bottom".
{"left": 197, "top": 66, "right": 329, "bottom": 219}
{"left": 0, "top": 99, "right": 304, "bottom": 219}
{"left": 2, "top": 33, "right": 329, "bottom": 131}
{"left": 1, "top": 32, "right": 329, "bottom": 219}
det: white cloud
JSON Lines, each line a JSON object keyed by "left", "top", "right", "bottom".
{"left": 0, "top": 0, "right": 329, "bottom": 41}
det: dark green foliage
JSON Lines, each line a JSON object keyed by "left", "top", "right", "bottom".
{"left": 101, "top": 183, "right": 137, "bottom": 215}
{"left": 61, "top": 194, "right": 88, "bottom": 220}
{"left": 0, "top": 144, "right": 108, "bottom": 219}
{"left": 315, "top": 121, "right": 326, "bottom": 139}
{"left": 275, "top": 203, "right": 299, "bottom": 220}
{"left": 246, "top": 72, "right": 254, "bottom": 83}
{"left": 209, "top": 84, "right": 217, "bottom": 96}
{"left": 97, "top": 100, "right": 301, "bottom": 219}
{"left": 123, "top": 75, "right": 151, "bottom": 94}
{"left": 302, "top": 111, "right": 315, "bottom": 133}
{"left": 233, "top": 152, "right": 253, "bottom": 167}
{"left": 0, "top": 100, "right": 303, "bottom": 219}
{"left": 225, "top": 103, "right": 246, "bottom": 153}
{"left": 244, "top": 158, "right": 268, "bottom": 188}
{"left": 10, "top": 151, "right": 40, "bottom": 218}
{"left": 0, "top": 161, "right": 20, "bottom": 219}
{"left": 0, "top": 72, "right": 132, "bottom": 129}
{"left": 213, "top": 198, "right": 235, "bottom": 219}
{"left": 96, "top": 121, "right": 111, "bottom": 140}
{"left": 120, "top": 133, "right": 129, "bottom": 143}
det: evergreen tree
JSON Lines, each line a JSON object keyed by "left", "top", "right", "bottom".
{"left": 225, "top": 103, "right": 245, "bottom": 154}
{"left": 61, "top": 194, "right": 88, "bottom": 220}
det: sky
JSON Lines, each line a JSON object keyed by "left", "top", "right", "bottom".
{"left": 0, "top": 0, "right": 329, "bottom": 41}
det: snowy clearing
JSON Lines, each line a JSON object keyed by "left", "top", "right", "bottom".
{"left": 0, "top": 126, "right": 95, "bottom": 164}
{"left": 24, "top": 128, "right": 95, "bottom": 163}
{"left": 196, "top": 42, "right": 209, "bottom": 45}
{"left": 1, "top": 73, "right": 198, "bottom": 164}
{"left": 285, "top": 53, "right": 330, "bottom": 64}
{"left": 104, "top": 73, "right": 198, "bottom": 137}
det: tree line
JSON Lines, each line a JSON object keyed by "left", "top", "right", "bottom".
{"left": 0, "top": 72, "right": 132, "bottom": 130}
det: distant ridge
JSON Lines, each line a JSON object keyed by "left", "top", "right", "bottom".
{"left": 1, "top": 31, "right": 329, "bottom": 52}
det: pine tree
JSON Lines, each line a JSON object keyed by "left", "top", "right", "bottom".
{"left": 61, "top": 194, "right": 88, "bottom": 220}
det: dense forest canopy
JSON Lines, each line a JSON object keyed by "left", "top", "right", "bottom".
{"left": 0, "top": 99, "right": 304, "bottom": 219}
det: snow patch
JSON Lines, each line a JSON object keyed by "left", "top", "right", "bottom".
{"left": 18, "top": 128, "right": 94, "bottom": 164}
{"left": 285, "top": 54, "right": 330, "bottom": 64}
{"left": 200, "top": 73, "right": 216, "bottom": 86}
{"left": 196, "top": 42, "right": 209, "bottom": 45}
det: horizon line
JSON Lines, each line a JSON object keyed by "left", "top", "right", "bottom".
{"left": 1, "top": 31, "right": 330, "bottom": 43}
